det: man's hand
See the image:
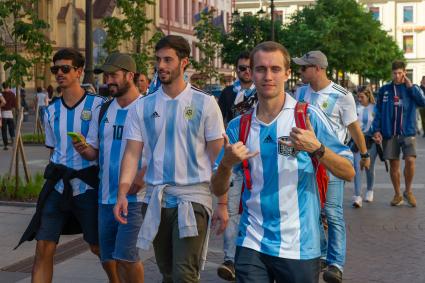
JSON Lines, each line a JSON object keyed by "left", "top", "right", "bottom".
{"left": 360, "top": 156, "right": 371, "bottom": 170}
{"left": 114, "top": 195, "right": 129, "bottom": 224}
{"left": 372, "top": 132, "right": 382, "bottom": 144}
{"left": 211, "top": 203, "right": 229, "bottom": 235}
{"left": 72, "top": 140, "right": 89, "bottom": 155}
{"left": 285, "top": 114, "right": 321, "bottom": 153}
{"left": 221, "top": 133, "right": 258, "bottom": 168}
{"left": 404, "top": 74, "right": 413, "bottom": 88}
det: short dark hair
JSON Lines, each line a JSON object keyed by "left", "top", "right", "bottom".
{"left": 36, "top": 86, "right": 43, "bottom": 93}
{"left": 155, "top": 35, "right": 191, "bottom": 59}
{"left": 133, "top": 73, "right": 149, "bottom": 84}
{"left": 2, "top": 82, "right": 9, "bottom": 89}
{"left": 250, "top": 41, "right": 291, "bottom": 70}
{"left": 53, "top": 48, "right": 85, "bottom": 68}
{"left": 235, "top": 51, "right": 250, "bottom": 67}
{"left": 392, "top": 60, "right": 406, "bottom": 71}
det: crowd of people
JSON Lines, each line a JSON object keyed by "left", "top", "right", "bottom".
{"left": 6, "top": 34, "right": 425, "bottom": 283}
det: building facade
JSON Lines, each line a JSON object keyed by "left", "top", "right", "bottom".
{"left": 236, "top": 0, "right": 425, "bottom": 84}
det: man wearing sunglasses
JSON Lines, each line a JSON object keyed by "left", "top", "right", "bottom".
{"left": 293, "top": 51, "right": 369, "bottom": 283}
{"left": 20, "top": 48, "right": 106, "bottom": 283}
{"left": 217, "top": 51, "right": 255, "bottom": 281}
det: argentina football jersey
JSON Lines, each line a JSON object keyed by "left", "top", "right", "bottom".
{"left": 44, "top": 93, "right": 105, "bottom": 195}
{"left": 124, "top": 84, "right": 224, "bottom": 188}
{"left": 357, "top": 104, "right": 376, "bottom": 134}
{"left": 296, "top": 82, "right": 357, "bottom": 144}
{"left": 86, "top": 96, "right": 144, "bottom": 204}
{"left": 221, "top": 95, "right": 353, "bottom": 260}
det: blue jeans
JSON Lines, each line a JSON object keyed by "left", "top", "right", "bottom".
{"left": 223, "top": 171, "right": 243, "bottom": 262}
{"left": 320, "top": 174, "right": 345, "bottom": 271}
{"left": 353, "top": 144, "right": 378, "bottom": 196}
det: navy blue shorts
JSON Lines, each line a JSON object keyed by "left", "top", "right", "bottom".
{"left": 235, "top": 246, "right": 320, "bottom": 283}
{"left": 36, "top": 189, "right": 98, "bottom": 245}
{"left": 98, "top": 202, "right": 143, "bottom": 262}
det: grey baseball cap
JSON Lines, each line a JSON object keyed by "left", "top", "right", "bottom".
{"left": 292, "top": 51, "right": 328, "bottom": 68}
{"left": 94, "top": 53, "right": 136, "bottom": 74}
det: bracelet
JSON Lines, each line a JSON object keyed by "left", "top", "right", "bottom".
{"left": 217, "top": 202, "right": 227, "bottom": 205}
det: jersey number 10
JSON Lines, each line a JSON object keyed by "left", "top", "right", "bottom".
{"left": 113, "top": 125, "right": 124, "bottom": 140}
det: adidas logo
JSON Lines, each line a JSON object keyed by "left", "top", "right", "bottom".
{"left": 264, "top": 135, "right": 274, "bottom": 143}
{"left": 104, "top": 117, "right": 109, "bottom": 123}
{"left": 151, "top": 111, "right": 160, "bottom": 118}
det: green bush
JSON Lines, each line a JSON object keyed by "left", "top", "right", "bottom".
{"left": 0, "top": 173, "right": 44, "bottom": 201}
{"left": 22, "top": 133, "right": 45, "bottom": 144}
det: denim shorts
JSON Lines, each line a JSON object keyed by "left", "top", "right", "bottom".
{"left": 36, "top": 189, "right": 98, "bottom": 245}
{"left": 98, "top": 202, "right": 143, "bottom": 263}
{"left": 383, "top": 136, "right": 416, "bottom": 160}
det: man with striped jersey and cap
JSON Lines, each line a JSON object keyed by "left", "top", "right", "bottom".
{"left": 115, "top": 35, "right": 229, "bottom": 283}
{"left": 211, "top": 41, "right": 355, "bottom": 283}
{"left": 75, "top": 53, "right": 145, "bottom": 283}
{"left": 293, "top": 50, "right": 369, "bottom": 283}
{"left": 30, "top": 48, "right": 105, "bottom": 283}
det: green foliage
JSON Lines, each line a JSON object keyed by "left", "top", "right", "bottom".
{"left": 102, "top": 0, "right": 162, "bottom": 74}
{"left": 0, "top": 173, "right": 44, "bottom": 201}
{"left": 0, "top": 0, "right": 52, "bottom": 87}
{"left": 281, "top": 0, "right": 404, "bottom": 81}
{"left": 21, "top": 133, "right": 45, "bottom": 144}
{"left": 221, "top": 15, "right": 285, "bottom": 66}
{"left": 191, "top": 8, "right": 223, "bottom": 88}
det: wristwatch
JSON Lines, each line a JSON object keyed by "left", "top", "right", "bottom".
{"left": 360, "top": 152, "right": 370, "bottom": 159}
{"left": 309, "top": 143, "right": 325, "bottom": 159}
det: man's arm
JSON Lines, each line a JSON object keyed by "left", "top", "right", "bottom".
{"left": 0, "top": 95, "right": 5, "bottom": 107}
{"left": 114, "top": 139, "right": 144, "bottom": 224}
{"left": 407, "top": 84, "right": 425, "bottom": 107}
{"left": 347, "top": 121, "right": 370, "bottom": 170}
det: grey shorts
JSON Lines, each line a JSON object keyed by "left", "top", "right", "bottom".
{"left": 383, "top": 136, "right": 416, "bottom": 160}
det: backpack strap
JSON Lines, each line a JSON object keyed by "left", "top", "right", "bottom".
{"left": 239, "top": 111, "right": 253, "bottom": 191}
{"left": 98, "top": 99, "right": 113, "bottom": 126}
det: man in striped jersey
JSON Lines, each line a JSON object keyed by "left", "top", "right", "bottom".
{"left": 115, "top": 35, "right": 229, "bottom": 282}
{"left": 32, "top": 48, "right": 105, "bottom": 283}
{"left": 294, "top": 51, "right": 369, "bottom": 283}
{"left": 211, "top": 42, "right": 355, "bottom": 283}
{"left": 76, "top": 53, "right": 145, "bottom": 283}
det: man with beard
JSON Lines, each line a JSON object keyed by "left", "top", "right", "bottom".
{"left": 74, "top": 53, "right": 145, "bottom": 283}
{"left": 216, "top": 51, "right": 255, "bottom": 281}
{"left": 28, "top": 48, "right": 105, "bottom": 283}
{"left": 114, "top": 35, "right": 228, "bottom": 282}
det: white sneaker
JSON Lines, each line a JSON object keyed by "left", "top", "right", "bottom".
{"left": 352, "top": 196, "right": 362, "bottom": 208}
{"left": 365, "top": 190, "right": 374, "bottom": 202}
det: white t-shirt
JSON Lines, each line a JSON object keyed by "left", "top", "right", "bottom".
{"left": 124, "top": 83, "right": 225, "bottom": 186}
{"left": 36, "top": 92, "right": 48, "bottom": 107}
{"left": 295, "top": 82, "right": 357, "bottom": 143}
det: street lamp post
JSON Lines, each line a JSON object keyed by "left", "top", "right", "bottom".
{"left": 83, "top": 0, "right": 94, "bottom": 84}
{"left": 270, "top": 0, "right": 275, "bottom": 41}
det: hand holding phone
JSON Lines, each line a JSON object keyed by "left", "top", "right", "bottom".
{"left": 67, "top": 132, "right": 88, "bottom": 146}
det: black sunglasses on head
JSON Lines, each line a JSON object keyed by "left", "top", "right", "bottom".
{"left": 237, "top": 65, "right": 251, "bottom": 72}
{"left": 50, "top": 65, "right": 78, "bottom": 75}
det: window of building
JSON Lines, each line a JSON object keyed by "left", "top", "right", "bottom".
{"left": 403, "top": 35, "right": 414, "bottom": 53}
{"left": 274, "top": 11, "right": 283, "bottom": 24}
{"left": 370, "top": 7, "right": 380, "bottom": 21}
{"left": 403, "top": 6, "right": 413, "bottom": 23}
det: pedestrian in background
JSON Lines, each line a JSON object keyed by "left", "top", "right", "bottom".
{"left": 352, "top": 86, "right": 378, "bottom": 208}
{"left": 34, "top": 86, "right": 49, "bottom": 126}
{"left": 1, "top": 82, "right": 17, "bottom": 150}
{"left": 419, "top": 76, "right": 425, "bottom": 137}
{"left": 372, "top": 60, "right": 425, "bottom": 207}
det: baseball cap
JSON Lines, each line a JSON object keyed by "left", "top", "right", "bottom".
{"left": 94, "top": 53, "right": 136, "bottom": 74}
{"left": 292, "top": 51, "right": 328, "bottom": 68}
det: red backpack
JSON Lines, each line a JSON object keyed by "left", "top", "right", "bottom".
{"left": 238, "top": 102, "right": 328, "bottom": 212}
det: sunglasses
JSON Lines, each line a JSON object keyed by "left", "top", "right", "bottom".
{"left": 300, "top": 65, "right": 315, "bottom": 72}
{"left": 237, "top": 65, "right": 251, "bottom": 72}
{"left": 50, "top": 65, "right": 78, "bottom": 74}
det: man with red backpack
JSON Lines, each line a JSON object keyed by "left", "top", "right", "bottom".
{"left": 211, "top": 41, "right": 355, "bottom": 283}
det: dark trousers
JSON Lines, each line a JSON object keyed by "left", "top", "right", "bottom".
{"left": 142, "top": 202, "right": 209, "bottom": 283}
{"left": 235, "top": 246, "right": 320, "bottom": 283}
{"left": 1, "top": 118, "right": 15, "bottom": 147}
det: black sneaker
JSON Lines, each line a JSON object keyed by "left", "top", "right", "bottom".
{"left": 323, "top": 265, "right": 342, "bottom": 283}
{"left": 217, "top": 260, "right": 236, "bottom": 281}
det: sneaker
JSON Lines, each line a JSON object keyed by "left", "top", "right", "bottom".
{"left": 217, "top": 260, "right": 236, "bottom": 281}
{"left": 403, "top": 191, "right": 417, "bottom": 207}
{"left": 390, "top": 195, "right": 404, "bottom": 206}
{"left": 364, "top": 190, "right": 374, "bottom": 202}
{"left": 323, "top": 265, "right": 342, "bottom": 283}
{"left": 320, "top": 259, "right": 327, "bottom": 272}
{"left": 352, "top": 196, "right": 362, "bottom": 208}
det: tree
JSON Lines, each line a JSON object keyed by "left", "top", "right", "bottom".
{"left": 0, "top": 0, "right": 52, "bottom": 194}
{"left": 191, "top": 8, "right": 223, "bottom": 89}
{"left": 281, "top": 0, "right": 403, "bottom": 82}
{"left": 102, "top": 0, "right": 162, "bottom": 74}
{"left": 221, "top": 14, "right": 284, "bottom": 66}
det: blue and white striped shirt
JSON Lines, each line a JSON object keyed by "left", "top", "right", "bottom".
{"left": 357, "top": 104, "right": 376, "bottom": 135}
{"left": 44, "top": 93, "right": 105, "bottom": 196}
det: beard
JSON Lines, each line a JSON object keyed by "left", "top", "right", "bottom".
{"left": 239, "top": 76, "right": 252, "bottom": 84}
{"left": 108, "top": 79, "right": 131, "bottom": 97}
{"left": 158, "top": 67, "right": 181, "bottom": 85}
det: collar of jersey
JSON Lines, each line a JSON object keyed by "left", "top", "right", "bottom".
{"left": 308, "top": 81, "right": 334, "bottom": 95}
{"left": 61, "top": 91, "right": 87, "bottom": 110}
{"left": 159, "top": 83, "right": 191, "bottom": 101}
{"left": 252, "top": 93, "right": 296, "bottom": 126}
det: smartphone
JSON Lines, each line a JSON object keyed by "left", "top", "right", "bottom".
{"left": 67, "top": 132, "right": 87, "bottom": 145}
